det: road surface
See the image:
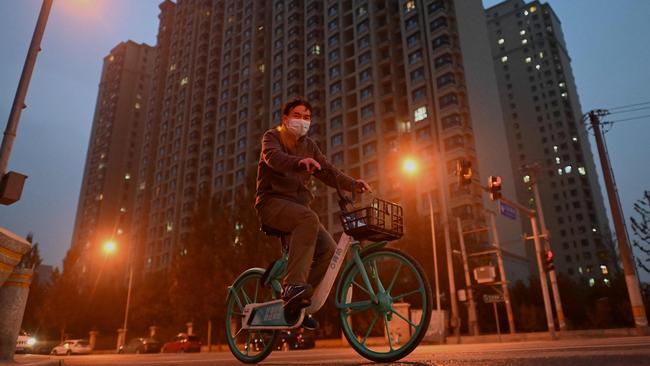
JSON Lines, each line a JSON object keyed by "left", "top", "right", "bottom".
{"left": 15, "top": 336, "right": 650, "bottom": 365}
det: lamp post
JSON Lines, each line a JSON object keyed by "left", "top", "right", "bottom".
{"left": 101, "top": 240, "right": 133, "bottom": 349}
{"left": 402, "top": 156, "right": 458, "bottom": 338}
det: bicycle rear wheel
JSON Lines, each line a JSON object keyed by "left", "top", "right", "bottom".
{"left": 337, "top": 248, "right": 432, "bottom": 363}
{"left": 225, "top": 269, "right": 278, "bottom": 363}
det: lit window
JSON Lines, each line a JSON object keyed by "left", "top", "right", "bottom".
{"left": 109, "top": 55, "right": 114, "bottom": 62}
{"left": 180, "top": 76, "right": 189, "bottom": 86}
{"left": 258, "top": 64, "right": 265, "bottom": 73}
{"left": 553, "top": 145, "right": 559, "bottom": 152}
{"left": 520, "top": 29, "right": 526, "bottom": 36}
{"left": 166, "top": 222, "right": 173, "bottom": 232}
{"left": 501, "top": 56, "right": 508, "bottom": 63}
{"left": 404, "top": 0, "right": 415, "bottom": 12}
{"left": 572, "top": 136, "right": 578, "bottom": 142}
{"left": 124, "top": 173, "right": 131, "bottom": 180}
{"left": 521, "top": 39, "right": 528, "bottom": 45}
{"left": 498, "top": 38, "right": 505, "bottom": 45}
{"left": 600, "top": 265, "right": 609, "bottom": 275}
{"left": 139, "top": 182, "right": 146, "bottom": 190}
{"left": 561, "top": 92, "right": 568, "bottom": 98}
{"left": 310, "top": 44, "right": 322, "bottom": 55}
{"left": 564, "top": 165, "right": 572, "bottom": 174}
{"left": 535, "top": 64, "right": 541, "bottom": 70}
{"left": 414, "top": 106, "right": 428, "bottom": 122}
{"left": 555, "top": 157, "right": 561, "bottom": 164}
{"left": 578, "top": 167, "right": 586, "bottom": 175}
{"left": 557, "top": 168, "right": 563, "bottom": 175}
{"left": 592, "top": 227, "right": 598, "bottom": 232}
{"left": 578, "top": 266, "right": 583, "bottom": 274}
{"left": 117, "top": 228, "right": 123, "bottom": 235}
{"left": 588, "top": 278, "right": 595, "bottom": 287}
{"left": 400, "top": 120, "right": 412, "bottom": 133}
{"left": 134, "top": 103, "right": 140, "bottom": 109}
{"left": 559, "top": 82, "right": 566, "bottom": 88}
{"left": 120, "top": 207, "right": 126, "bottom": 213}
{"left": 523, "top": 175, "right": 530, "bottom": 183}
{"left": 603, "top": 278, "right": 610, "bottom": 286}
{"left": 169, "top": 63, "right": 176, "bottom": 71}
{"left": 525, "top": 57, "right": 532, "bottom": 63}
{"left": 97, "top": 193, "right": 103, "bottom": 201}
{"left": 524, "top": 10, "right": 529, "bottom": 16}
{"left": 539, "top": 51, "right": 544, "bottom": 58}
{"left": 529, "top": 5, "right": 537, "bottom": 13}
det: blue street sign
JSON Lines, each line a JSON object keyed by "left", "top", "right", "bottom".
{"left": 499, "top": 201, "right": 517, "bottom": 220}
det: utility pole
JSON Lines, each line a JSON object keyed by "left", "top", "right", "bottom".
{"left": 456, "top": 217, "right": 479, "bottom": 335}
{"left": 588, "top": 110, "right": 649, "bottom": 333}
{"left": 525, "top": 163, "right": 566, "bottom": 331}
{"left": 488, "top": 211, "right": 516, "bottom": 334}
{"left": 500, "top": 196, "right": 556, "bottom": 338}
{"left": 0, "top": 0, "right": 53, "bottom": 178}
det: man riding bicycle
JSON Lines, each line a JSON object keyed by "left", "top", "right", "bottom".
{"left": 255, "top": 98, "right": 371, "bottom": 330}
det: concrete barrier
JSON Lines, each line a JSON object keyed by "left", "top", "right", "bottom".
{"left": 0, "top": 268, "right": 33, "bottom": 362}
{"left": 0, "top": 228, "right": 31, "bottom": 286}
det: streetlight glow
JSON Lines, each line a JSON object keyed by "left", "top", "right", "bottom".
{"left": 402, "top": 157, "right": 419, "bottom": 176}
{"left": 103, "top": 240, "right": 116, "bottom": 255}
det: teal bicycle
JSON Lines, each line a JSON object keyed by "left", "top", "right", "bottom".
{"left": 225, "top": 172, "right": 432, "bottom": 363}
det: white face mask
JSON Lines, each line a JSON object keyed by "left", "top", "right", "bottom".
{"left": 286, "top": 118, "right": 311, "bottom": 137}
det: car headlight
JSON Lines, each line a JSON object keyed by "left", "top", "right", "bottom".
{"left": 27, "top": 338, "right": 36, "bottom": 346}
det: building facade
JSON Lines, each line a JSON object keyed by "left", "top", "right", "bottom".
{"left": 485, "top": 0, "right": 614, "bottom": 283}
{"left": 122, "top": 0, "right": 528, "bottom": 283}
{"left": 69, "top": 41, "right": 154, "bottom": 276}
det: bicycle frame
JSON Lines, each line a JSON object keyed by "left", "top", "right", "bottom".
{"left": 235, "top": 232, "right": 388, "bottom": 330}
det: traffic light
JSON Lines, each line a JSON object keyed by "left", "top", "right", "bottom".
{"left": 487, "top": 175, "right": 502, "bottom": 201}
{"left": 456, "top": 160, "right": 472, "bottom": 186}
{"left": 545, "top": 249, "right": 555, "bottom": 271}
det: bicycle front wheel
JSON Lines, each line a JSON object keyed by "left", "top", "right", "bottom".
{"left": 337, "top": 248, "right": 432, "bottom": 363}
{"left": 225, "top": 269, "right": 278, "bottom": 364}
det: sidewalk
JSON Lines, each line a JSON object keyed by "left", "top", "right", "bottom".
{"left": 314, "top": 327, "right": 644, "bottom": 348}
{"left": 5, "top": 354, "right": 62, "bottom": 366}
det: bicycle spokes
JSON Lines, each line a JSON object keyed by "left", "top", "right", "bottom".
{"left": 338, "top": 249, "right": 432, "bottom": 362}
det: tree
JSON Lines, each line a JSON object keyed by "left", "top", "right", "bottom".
{"left": 631, "top": 190, "right": 650, "bottom": 274}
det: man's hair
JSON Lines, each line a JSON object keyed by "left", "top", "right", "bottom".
{"left": 282, "top": 97, "right": 312, "bottom": 116}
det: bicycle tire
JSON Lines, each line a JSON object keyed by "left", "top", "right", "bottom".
{"left": 225, "top": 268, "right": 278, "bottom": 364}
{"left": 337, "top": 248, "right": 432, "bottom": 363}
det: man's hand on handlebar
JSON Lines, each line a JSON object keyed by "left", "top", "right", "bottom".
{"left": 298, "top": 158, "right": 321, "bottom": 173}
{"left": 356, "top": 179, "right": 372, "bottom": 193}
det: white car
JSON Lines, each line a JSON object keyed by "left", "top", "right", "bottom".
{"left": 50, "top": 339, "right": 92, "bottom": 356}
{"left": 15, "top": 330, "right": 37, "bottom": 353}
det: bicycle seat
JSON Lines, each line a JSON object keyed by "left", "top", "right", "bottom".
{"left": 260, "top": 224, "right": 289, "bottom": 238}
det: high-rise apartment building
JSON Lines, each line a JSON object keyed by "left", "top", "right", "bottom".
{"left": 70, "top": 41, "right": 154, "bottom": 276}
{"left": 485, "top": 0, "right": 614, "bottom": 282}
{"left": 127, "top": 0, "right": 529, "bottom": 283}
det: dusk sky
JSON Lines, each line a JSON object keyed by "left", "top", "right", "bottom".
{"left": 0, "top": 0, "right": 648, "bottom": 282}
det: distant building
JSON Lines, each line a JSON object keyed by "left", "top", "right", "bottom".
{"left": 125, "top": 0, "right": 529, "bottom": 283}
{"left": 69, "top": 41, "right": 155, "bottom": 277}
{"left": 485, "top": 0, "right": 615, "bottom": 283}
{"left": 34, "top": 264, "right": 54, "bottom": 285}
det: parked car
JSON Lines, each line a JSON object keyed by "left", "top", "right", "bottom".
{"left": 118, "top": 337, "right": 161, "bottom": 354}
{"left": 161, "top": 333, "right": 201, "bottom": 353}
{"left": 274, "top": 330, "right": 315, "bottom": 351}
{"left": 15, "top": 330, "right": 36, "bottom": 353}
{"left": 50, "top": 339, "right": 92, "bottom": 356}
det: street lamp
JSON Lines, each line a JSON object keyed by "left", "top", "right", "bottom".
{"left": 401, "top": 157, "right": 444, "bottom": 337}
{"left": 102, "top": 240, "right": 117, "bottom": 255}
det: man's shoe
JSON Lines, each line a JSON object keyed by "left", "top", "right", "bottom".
{"left": 301, "top": 315, "right": 319, "bottom": 331}
{"left": 281, "top": 284, "right": 313, "bottom": 310}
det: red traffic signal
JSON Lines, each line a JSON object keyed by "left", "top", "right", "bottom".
{"left": 545, "top": 249, "right": 554, "bottom": 271}
{"left": 487, "top": 175, "right": 502, "bottom": 201}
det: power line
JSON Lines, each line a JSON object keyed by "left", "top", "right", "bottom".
{"left": 607, "top": 101, "right": 650, "bottom": 111}
{"left": 609, "top": 114, "right": 650, "bottom": 124}
{"left": 607, "top": 106, "right": 650, "bottom": 115}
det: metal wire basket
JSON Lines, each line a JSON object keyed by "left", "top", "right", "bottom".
{"left": 340, "top": 198, "right": 404, "bottom": 242}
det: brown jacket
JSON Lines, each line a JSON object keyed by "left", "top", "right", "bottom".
{"left": 255, "top": 127, "right": 356, "bottom": 208}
